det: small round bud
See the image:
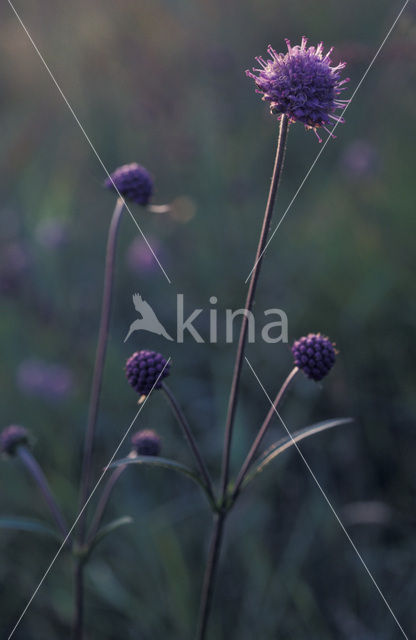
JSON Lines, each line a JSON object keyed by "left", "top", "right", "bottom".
{"left": 292, "top": 333, "right": 336, "bottom": 381}
{"left": 104, "top": 163, "right": 154, "bottom": 206}
{"left": 0, "top": 425, "right": 30, "bottom": 456}
{"left": 131, "top": 429, "right": 162, "bottom": 456}
{"left": 125, "top": 350, "right": 170, "bottom": 396}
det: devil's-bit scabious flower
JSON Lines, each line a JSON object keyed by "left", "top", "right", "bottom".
{"left": 0, "top": 425, "right": 30, "bottom": 456}
{"left": 126, "top": 350, "right": 170, "bottom": 396}
{"left": 131, "top": 429, "right": 162, "bottom": 456}
{"left": 246, "top": 37, "right": 349, "bottom": 141}
{"left": 292, "top": 333, "right": 336, "bottom": 381}
{"left": 104, "top": 163, "right": 154, "bottom": 206}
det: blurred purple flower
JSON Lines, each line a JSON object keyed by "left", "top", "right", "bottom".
{"left": 131, "top": 429, "right": 162, "bottom": 456}
{"left": 0, "top": 241, "right": 31, "bottom": 295}
{"left": 341, "top": 140, "right": 378, "bottom": 179}
{"left": 0, "top": 425, "right": 30, "bottom": 456}
{"left": 126, "top": 236, "right": 162, "bottom": 274}
{"left": 35, "top": 218, "right": 69, "bottom": 250}
{"left": 17, "top": 359, "right": 74, "bottom": 402}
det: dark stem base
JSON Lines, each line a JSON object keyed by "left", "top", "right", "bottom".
{"left": 72, "top": 560, "right": 85, "bottom": 640}
{"left": 196, "top": 512, "right": 226, "bottom": 640}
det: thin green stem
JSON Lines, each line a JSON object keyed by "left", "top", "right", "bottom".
{"left": 231, "top": 367, "right": 298, "bottom": 504}
{"left": 86, "top": 465, "right": 126, "bottom": 545}
{"left": 220, "top": 116, "right": 289, "bottom": 502}
{"left": 77, "top": 196, "right": 125, "bottom": 543}
{"left": 16, "top": 445, "right": 68, "bottom": 538}
{"left": 195, "top": 118, "right": 290, "bottom": 640}
{"left": 195, "top": 511, "right": 226, "bottom": 640}
{"left": 74, "top": 196, "right": 124, "bottom": 640}
{"left": 162, "top": 383, "right": 215, "bottom": 505}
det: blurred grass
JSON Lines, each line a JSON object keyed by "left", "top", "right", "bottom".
{"left": 1, "top": 0, "right": 416, "bottom": 637}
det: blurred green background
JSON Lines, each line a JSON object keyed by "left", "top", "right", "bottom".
{"left": 1, "top": 0, "right": 415, "bottom": 638}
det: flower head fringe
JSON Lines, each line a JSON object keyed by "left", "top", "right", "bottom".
{"left": 247, "top": 37, "right": 350, "bottom": 141}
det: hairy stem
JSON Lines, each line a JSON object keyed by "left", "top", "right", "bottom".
{"left": 231, "top": 366, "right": 299, "bottom": 503}
{"left": 195, "top": 511, "right": 226, "bottom": 640}
{"left": 86, "top": 465, "right": 126, "bottom": 545}
{"left": 220, "top": 116, "right": 289, "bottom": 501}
{"left": 17, "top": 445, "right": 68, "bottom": 538}
{"left": 162, "top": 383, "right": 215, "bottom": 504}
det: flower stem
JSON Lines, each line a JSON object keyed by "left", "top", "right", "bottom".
{"left": 220, "top": 116, "right": 289, "bottom": 501}
{"left": 162, "top": 383, "right": 215, "bottom": 505}
{"left": 72, "top": 560, "right": 85, "bottom": 640}
{"left": 74, "top": 196, "right": 124, "bottom": 640}
{"left": 231, "top": 366, "right": 298, "bottom": 504}
{"left": 16, "top": 445, "right": 68, "bottom": 538}
{"left": 77, "top": 196, "right": 125, "bottom": 543}
{"left": 195, "top": 510, "right": 226, "bottom": 640}
{"left": 195, "top": 117, "right": 289, "bottom": 640}
{"left": 86, "top": 465, "right": 126, "bottom": 545}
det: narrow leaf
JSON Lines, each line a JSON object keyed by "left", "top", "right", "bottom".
{"left": 243, "top": 418, "right": 353, "bottom": 488}
{"left": 0, "top": 516, "right": 61, "bottom": 540}
{"left": 110, "top": 455, "right": 214, "bottom": 507}
{"left": 90, "top": 516, "right": 133, "bottom": 552}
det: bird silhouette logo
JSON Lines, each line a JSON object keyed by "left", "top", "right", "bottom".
{"left": 124, "top": 293, "right": 174, "bottom": 342}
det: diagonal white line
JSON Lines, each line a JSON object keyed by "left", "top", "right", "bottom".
{"left": 7, "top": 358, "right": 171, "bottom": 639}
{"left": 245, "top": 0, "right": 410, "bottom": 283}
{"left": 7, "top": 0, "right": 172, "bottom": 285}
{"left": 245, "top": 356, "right": 409, "bottom": 639}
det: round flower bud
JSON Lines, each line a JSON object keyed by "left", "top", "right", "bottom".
{"left": 104, "top": 163, "right": 154, "bottom": 206}
{"left": 131, "top": 429, "right": 161, "bottom": 457}
{"left": 125, "top": 350, "right": 170, "bottom": 396}
{"left": 0, "top": 425, "right": 30, "bottom": 456}
{"left": 292, "top": 333, "right": 336, "bottom": 381}
{"left": 246, "top": 37, "right": 349, "bottom": 141}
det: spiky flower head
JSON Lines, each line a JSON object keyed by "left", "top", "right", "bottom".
{"left": 126, "top": 350, "right": 170, "bottom": 396}
{"left": 0, "top": 425, "right": 30, "bottom": 456}
{"left": 105, "top": 163, "right": 154, "bottom": 206}
{"left": 246, "top": 37, "right": 349, "bottom": 141}
{"left": 292, "top": 333, "right": 336, "bottom": 381}
{"left": 131, "top": 429, "right": 162, "bottom": 456}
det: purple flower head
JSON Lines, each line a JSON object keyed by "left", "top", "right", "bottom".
{"left": 292, "top": 333, "right": 336, "bottom": 381}
{"left": 125, "top": 350, "right": 170, "bottom": 396}
{"left": 0, "top": 425, "right": 30, "bottom": 456}
{"left": 104, "top": 163, "right": 154, "bottom": 206}
{"left": 131, "top": 429, "right": 162, "bottom": 456}
{"left": 246, "top": 37, "right": 349, "bottom": 141}
{"left": 0, "top": 242, "right": 31, "bottom": 295}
